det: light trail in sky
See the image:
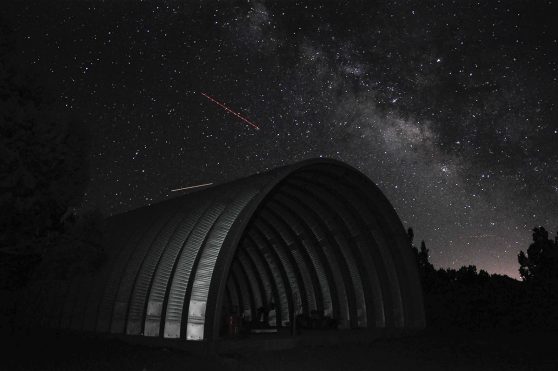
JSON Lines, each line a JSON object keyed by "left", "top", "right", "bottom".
{"left": 200, "top": 92, "right": 260, "bottom": 130}
{"left": 170, "top": 182, "right": 213, "bottom": 192}
{"left": 459, "top": 234, "right": 498, "bottom": 239}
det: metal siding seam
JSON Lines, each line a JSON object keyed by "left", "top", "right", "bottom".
{"left": 260, "top": 208, "right": 319, "bottom": 313}
{"left": 348, "top": 174, "right": 426, "bottom": 329}
{"left": 307, "top": 169, "right": 405, "bottom": 328}
{"left": 290, "top": 174, "right": 387, "bottom": 328}
{"left": 126, "top": 211, "right": 188, "bottom": 335}
{"left": 343, "top": 170, "right": 424, "bottom": 328}
{"left": 301, "top": 173, "right": 394, "bottom": 327}
{"left": 186, "top": 188, "right": 258, "bottom": 340}
{"left": 271, "top": 192, "right": 353, "bottom": 329}
{"left": 236, "top": 250, "right": 264, "bottom": 311}
{"left": 163, "top": 201, "right": 226, "bottom": 338}
{"left": 93, "top": 208, "right": 159, "bottom": 332}
{"left": 253, "top": 220, "right": 304, "bottom": 316}
{"left": 246, "top": 233, "right": 290, "bottom": 326}
{"left": 109, "top": 208, "right": 178, "bottom": 334}
{"left": 244, "top": 237, "right": 289, "bottom": 326}
{"left": 232, "top": 260, "right": 254, "bottom": 320}
{"left": 309, "top": 165, "right": 412, "bottom": 327}
{"left": 265, "top": 201, "right": 333, "bottom": 317}
{"left": 80, "top": 214, "right": 144, "bottom": 331}
{"left": 242, "top": 241, "right": 276, "bottom": 314}
{"left": 143, "top": 201, "right": 208, "bottom": 337}
{"left": 283, "top": 181, "right": 368, "bottom": 328}
{"left": 270, "top": 205, "right": 327, "bottom": 314}
{"left": 291, "top": 249, "right": 317, "bottom": 311}
{"left": 279, "top": 185, "right": 365, "bottom": 328}
{"left": 75, "top": 210, "right": 140, "bottom": 331}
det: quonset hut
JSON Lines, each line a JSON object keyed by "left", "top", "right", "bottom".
{"left": 26, "top": 159, "right": 425, "bottom": 343}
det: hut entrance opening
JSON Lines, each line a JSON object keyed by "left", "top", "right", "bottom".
{"left": 219, "top": 167, "right": 395, "bottom": 337}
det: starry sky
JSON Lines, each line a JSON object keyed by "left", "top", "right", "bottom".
{"left": 5, "top": 1, "right": 558, "bottom": 278}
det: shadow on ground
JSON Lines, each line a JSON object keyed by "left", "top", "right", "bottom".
{"left": 2, "top": 328, "right": 557, "bottom": 370}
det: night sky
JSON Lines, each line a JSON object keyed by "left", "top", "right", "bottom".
{"left": 5, "top": 1, "right": 557, "bottom": 278}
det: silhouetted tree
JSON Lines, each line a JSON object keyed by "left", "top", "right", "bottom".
{"left": 408, "top": 225, "right": 558, "bottom": 330}
{"left": 408, "top": 227, "right": 435, "bottom": 291}
{"left": 518, "top": 227, "right": 558, "bottom": 285}
{"left": 417, "top": 241, "right": 432, "bottom": 273}
{"left": 517, "top": 226, "right": 558, "bottom": 327}
{"left": 0, "top": 22, "right": 91, "bottom": 289}
{"left": 407, "top": 227, "right": 414, "bottom": 245}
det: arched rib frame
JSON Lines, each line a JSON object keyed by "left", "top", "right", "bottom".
{"left": 32, "top": 159, "right": 424, "bottom": 342}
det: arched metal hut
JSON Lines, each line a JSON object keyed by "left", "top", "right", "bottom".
{"left": 29, "top": 159, "right": 425, "bottom": 342}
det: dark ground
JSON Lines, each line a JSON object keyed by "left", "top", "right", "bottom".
{"left": 2, "top": 328, "right": 557, "bottom": 370}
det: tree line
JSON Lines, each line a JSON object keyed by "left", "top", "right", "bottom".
{"left": 409, "top": 227, "right": 558, "bottom": 330}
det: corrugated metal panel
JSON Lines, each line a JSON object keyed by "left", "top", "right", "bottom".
{"left": 144, "top": 201, "right": 208, "bottom": 337}
{"left": 80, "top": 227, "right": 142, "bottom": 330}
{"left": 283, "top": 182, "right": 367, "bottom": 328}
{"left": 109, "top": 209, "right": 178, "bottom": 334}
{"left": 126, "top": 211, "right": 188, "bottom": 335}
{"left": 92, "top": 208, "right": 158, "bottom": 332}
{"left": 308, "top": 170, "right": 404, "bottom": 327}
{"left": 291, "top": 249, "right": 317, "bottom": 311}
{"left": 252, "top": 220, "right": 303, "bottom": 316}
{"left": 231, "top": 261, "right": 252, "bottom": 319}
{"left": 343, "top": 170, "right": 425, "bottom": 328}
{"left": 163, "top": 200, "right": 226, "bottom": 338}
{"left": 291, "top": 174, "right": 387, "bottom": 327}
{"left": 72, "top": 211, "right": 140, "bottom": 331}
{"left": 236, "top": 250, "right": 263, "bottom": 311}
{"left": 279, "top": 185, "right": 362, "bottom": 328}
{"left": 187, "top": 188, "right": 258, "bottom": 340}
{"left": 240, "top": 243, "right": 274, "bottom": 311}
{"left": 245, "top": 233, "right": 290, "bottom": 326}
{"left": 260, "top": 208, "right": 318, "bottom": 312}
{"left": 265, "top": 201, "right": 334, "bottom": 317}
{"left": 271, "top": 192, "right": 352, "bottom": 329}
{"left": 331, "top": 233, "right": 366, "bottom": 328}
{"left": 354, "top": 236, "right": 387, "bottom": 327}
{"left": 307, "top": 166, "right": 410, "bottom": 327}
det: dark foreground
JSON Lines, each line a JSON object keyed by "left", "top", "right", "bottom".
{"left": 2, "top": 328, "right": 557, "bottom": 370}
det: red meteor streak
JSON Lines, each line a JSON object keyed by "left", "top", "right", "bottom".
{"left": 200, "top": 92, "right": 260, "bottom": 130}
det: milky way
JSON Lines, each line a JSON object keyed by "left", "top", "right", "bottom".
{"left": 5, "top": 1, "right": 557, "bottom": 278}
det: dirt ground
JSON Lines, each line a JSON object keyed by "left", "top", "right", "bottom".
{"left": 2, "top": 328, "right": 557, "bottom": 370}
